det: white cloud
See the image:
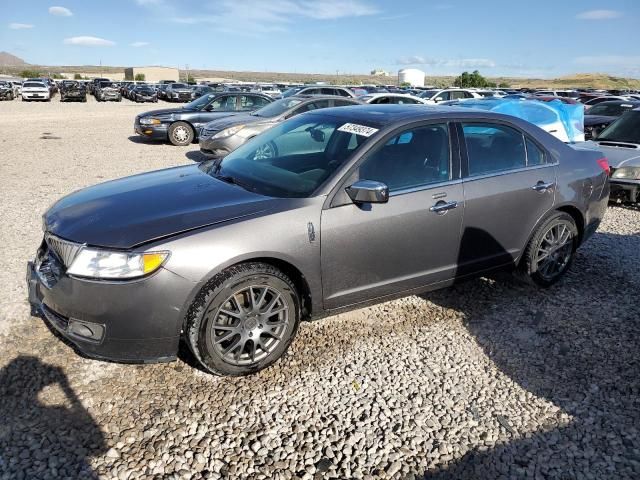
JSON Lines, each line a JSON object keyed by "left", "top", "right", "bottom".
{"left": 9, "top": 23, "right": 34, "bottom": 29}
{"left": 49, "top": 6, "right": 73, "bottom": 16}
{"left": 396, "top": 56, "right": 496, "bottom": 68}
{"left": 63, "top": 36, "right": 115, "bottom": 46}
{"left": 576, "top": 9, "right": 621, "bottom": 20}
{"left": 138, "top": 0, "right": 379, "bottom": 35}
{"left": 130, "top": 41, "right": 150, "bottom": 47}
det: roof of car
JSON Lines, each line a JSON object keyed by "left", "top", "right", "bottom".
{"left": 289, "top": 94, "right": 360, "bottom": 102}
{"left": 304, "top": 103, "right": 538, "bottom": 128}
{"left": 593, "top": 99, "right": 640, "bottom": 106}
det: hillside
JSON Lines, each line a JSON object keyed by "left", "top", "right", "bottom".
{"left": 0, "top": 52, "right": 27, "bottom": 66}
{"left": 0, "top": 61, "right": 638, "bottom": 89}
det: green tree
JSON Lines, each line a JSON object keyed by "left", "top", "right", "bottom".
{"left": 400, "top": 82, "right": 411, "bottom": 88}
{"left": 134, "top": 73, "right": 146, "bottom": 81}
{"left": 74, "top": 73, "right": 83, "bottom": 80}
{"left": 20, "top": 69, "right": 41, "bottom": 79}
{"left": 453, "top": 70, "right": 494, "bottom": 88}
{"left": 498, "top": 81, "right": 511, "bottom": 88}
{"left": 51, "top": 73, "right": 66, "bottom": 79}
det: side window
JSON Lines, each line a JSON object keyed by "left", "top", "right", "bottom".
{"left": 333, "top": 99, "right": 356, "bottom": 107}
{"left": 240, "top": 95, "right": 270, "bottom": 109}
{"left": 359, "top": 124, "right": 450, "bottom": 191}
{"left": 338, "top": 89, "right": 352, "bottom": 97}
{"left": 464, "top": 91, "right": 474, "bottom": 98}
{"left": 434, "top": 91, "right": 450, "bottom": 101}
{"left": 462, "top": 123, "right": 527, "bottom": 176}
{"left": 450, "top": 91, "right": 466, "bottom": 100}
{"left": 525, "top": 137, "right": 546, "bottom": 166}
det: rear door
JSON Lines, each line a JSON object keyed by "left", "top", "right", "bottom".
{"left": 457, "top": 121, "right": 556, "bottom": 275}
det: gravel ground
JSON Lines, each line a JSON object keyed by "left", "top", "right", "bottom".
{"left": 1, "top": 97, "right": 639, "bottom": 480}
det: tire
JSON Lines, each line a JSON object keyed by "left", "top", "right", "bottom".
{"left": 186, "top": 262, "right": 301, "bottom": 376}
{"left": 168, "top": 121, "right": 194, "bottom": 146}
{"left": 519, "top": 212, "right": 578, "bottom": 287}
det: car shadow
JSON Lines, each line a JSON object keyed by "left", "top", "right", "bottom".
{"left": 185, "top": 150, "right": 210, "bottom": 163}
{"left": 421, "top": 230, "right": 640, "bottom": 478}
{"left": 0, "top": 356, "right": 107, "bottom": 478}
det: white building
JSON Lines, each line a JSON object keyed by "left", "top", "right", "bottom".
{"left": 398, "top": 68, "right": 425, "bottom": 87}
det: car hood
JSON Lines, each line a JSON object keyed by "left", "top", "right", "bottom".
{"left": 579, "top": 140, "right": 640, "bottom": 168}
{"left": 584, "top": 115, "right": 617, "bottom": 126}
{"left": 44, "top": 164, "right": 275, "bottom": 249}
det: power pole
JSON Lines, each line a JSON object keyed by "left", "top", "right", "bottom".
{"left": 186, "top": 64, "right": 190, "bottom": 83}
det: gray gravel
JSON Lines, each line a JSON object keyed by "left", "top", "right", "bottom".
{"left": 1, "top": 98, "right": 639, "bottom": 479}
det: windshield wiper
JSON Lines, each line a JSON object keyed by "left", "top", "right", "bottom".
{"left": 213, "top": 172, "right": 255, "bottom": 192}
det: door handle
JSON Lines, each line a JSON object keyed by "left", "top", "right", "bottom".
{"left": 430, "top": 200, "right": 458, "bottom": 213}
{"left": 532, "top": 181, "right": 555, "bottom": 192}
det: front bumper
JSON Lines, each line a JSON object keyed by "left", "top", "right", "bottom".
{"left": 134, "top": 119, "right": 169, "bottom": 140}
{"left": 198, "top": 136, "right": 237, "bottom": 159}
{"left": 26, "top": 245, "right": 195, "bottom": 363}
{"left": 23, "top": 92, "right": 49, "bottom": 100}
{"left": 610, "top": 179, "right": 640, "bottom": 203}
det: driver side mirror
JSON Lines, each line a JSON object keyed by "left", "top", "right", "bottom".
{"left": 346, "top": 180, "right": 389, "bottom": 204}
{"left": 434, "top": 97, "right": 444, "bottom": 102}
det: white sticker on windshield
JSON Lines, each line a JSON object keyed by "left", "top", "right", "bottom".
{"left": 337, "top": 123, "right": 379, "bottom": 137}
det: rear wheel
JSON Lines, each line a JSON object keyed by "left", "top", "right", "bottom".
{"left": 519, "top": 212, "right": 578, "bottom": 287}
{"left": 168, "top": 121, "right": 194, "bottom": 146}
{"left": 186, "top": 262, "right": 301, "bottom": 376}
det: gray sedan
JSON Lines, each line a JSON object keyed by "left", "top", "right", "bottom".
{"left": 199, "top": 95, "right": 361, "bottom": 159}
{"left": 28, "top": 105, "right": 609, "bottom": 376}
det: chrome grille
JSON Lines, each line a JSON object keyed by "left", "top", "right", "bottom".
{"left": 45, "top": 233, "right": 83, "bottom": 267}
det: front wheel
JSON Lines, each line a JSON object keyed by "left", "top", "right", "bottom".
{"left": 519, "top": 212, "right": 578, "bottom": 287}
{"left": 186, "top": 262, "right": 301, "bottom": 376}
{"left": 168, "top": 121, "right": 194, "bottom": 146}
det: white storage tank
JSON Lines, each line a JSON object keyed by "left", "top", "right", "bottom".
{"left": 398, "top": 68, "right": 425, "bottom": 87}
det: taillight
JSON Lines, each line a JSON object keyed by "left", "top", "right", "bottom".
{"left": 596, "top": 157, "right": 610, "bottom": 175}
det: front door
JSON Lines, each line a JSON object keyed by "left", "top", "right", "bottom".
{"left": 321, "top": 123, "right": 464, "bottom": 309}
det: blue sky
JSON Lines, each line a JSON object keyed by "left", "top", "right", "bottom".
{"left": 2, "top": 0, "right": 639, "bottom": 78}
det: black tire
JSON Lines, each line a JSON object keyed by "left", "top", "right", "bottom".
{"left": 185, "top": 262, "right": 301, "bottom": 376}
{"left": 519, "top": 211, "right": 578, "bottom": 287}
{"left": 168, "top": 121, "right": 194, "bottom": 146}
{"left": 82, "top": 97, "right": 87, "bottom": 103}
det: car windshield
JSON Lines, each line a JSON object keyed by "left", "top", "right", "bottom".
{"left": 597, "top": 111, "right": 640, "bottom": 144}
{"left": 251, "top": 98, "right": 303, "bottom": 118}
{"left": 171, "top": 83, "right": 187, "bottom": 89}
{"left": 23, "top": 82, "right": 45, "bottom": 88}
{"left": 282, "top": 87, "right": 303, "bottom": 98}
{"left": 587, "top": 103, "right": 635, "bottom": 117}
{"left": 420, "top": 89, "right": 440, "bottom": 98}
{"left": 184, "top": 93, "right": 218, "bottom": 110}
{"left": 99, "top": 82, "right": 114, "bottom": 88}
{"left": 201, "top": 113, "right": 377, "bottom": 198}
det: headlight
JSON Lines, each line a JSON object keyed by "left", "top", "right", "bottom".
{"left": 211, "top": 124, "right": 246, "bottom": 139}
{"left": 612, "top": 167, "right": 640, "bottom": 180}
{"left": 139, "top": 117, "right": 161, "bottom": 125}
{"left": 67, "top": 249, "right": 169, "bottom": 280}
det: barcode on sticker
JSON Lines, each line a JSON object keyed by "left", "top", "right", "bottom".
{"left": 337, "top": 123, "right": 379, "bottom": 137}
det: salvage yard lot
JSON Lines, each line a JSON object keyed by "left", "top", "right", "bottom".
{"left": 1, "top": 98, "right": 639, "bottom": 479}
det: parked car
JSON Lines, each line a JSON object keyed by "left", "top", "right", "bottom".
{"left": 10, "top": 81, "right": 22, "bottom": 97}
{"left": 285, "top": 86, "right": 356, "bottom": 98}
{"left": 199, "top": 95, "right": 361, "bottom": 158}
{"left": 191, "top": 85, "right": 215, "bottom": 100}
{"left": 28, "top": 105, "right": 609, "bottom": 375}
{"left": 418, "top": 89, "right": 481, "bottom": 103}
{"left": 131, "top": 85, "right": 158, "bottom": 103}
{"left": 583, "top": 100, "right": 640, "bottom": 140}
{"left": 95, "top": 81, "right": 122, "bottom": 102}
{"left": 583, "top": 96, "right": 629, "bottom": 109}
{"left": 528, "top": 95, "right": 579, "bottom": 105}
{"left": 0, "top": 81, "right": 15, "bottom": 100}
{"left": 583, "top": 108, "right": 640, "bottom": 203}
{"left": 21, "top": 81, "right": 51, "bottom": 101}
{"left": 89, "top": 78, "right": 110, "bottom": 96}
{"left": 535, "top": 90, "right": 580, "bottom": 99}
{"left": 59, "top": 80, "right": 87, "bottom": 102}
{"left": 165, "top": 83, "right": 193, "bottom": 102}
{"left": 157, "top": 83, "right": 172, "bottom": 100}
{"left": 135, "top": 92, "right": 274, "bottom": 146}
{"left": 359, "top": 93, "right": 427, "bottom": 104}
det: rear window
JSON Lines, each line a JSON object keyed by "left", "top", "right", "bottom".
{"left": 23, "top": 82, "right": 45, "bottom": 88}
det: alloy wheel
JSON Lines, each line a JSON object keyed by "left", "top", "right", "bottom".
{"left": 209, "top": 285, "right": 290, "bottom": 366}
{"left": 535, "top": 222, "right": 574, "bottom": 281}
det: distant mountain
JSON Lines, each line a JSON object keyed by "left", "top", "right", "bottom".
{"left": 0, "top": 52, "right": 27, "bottom": 66}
